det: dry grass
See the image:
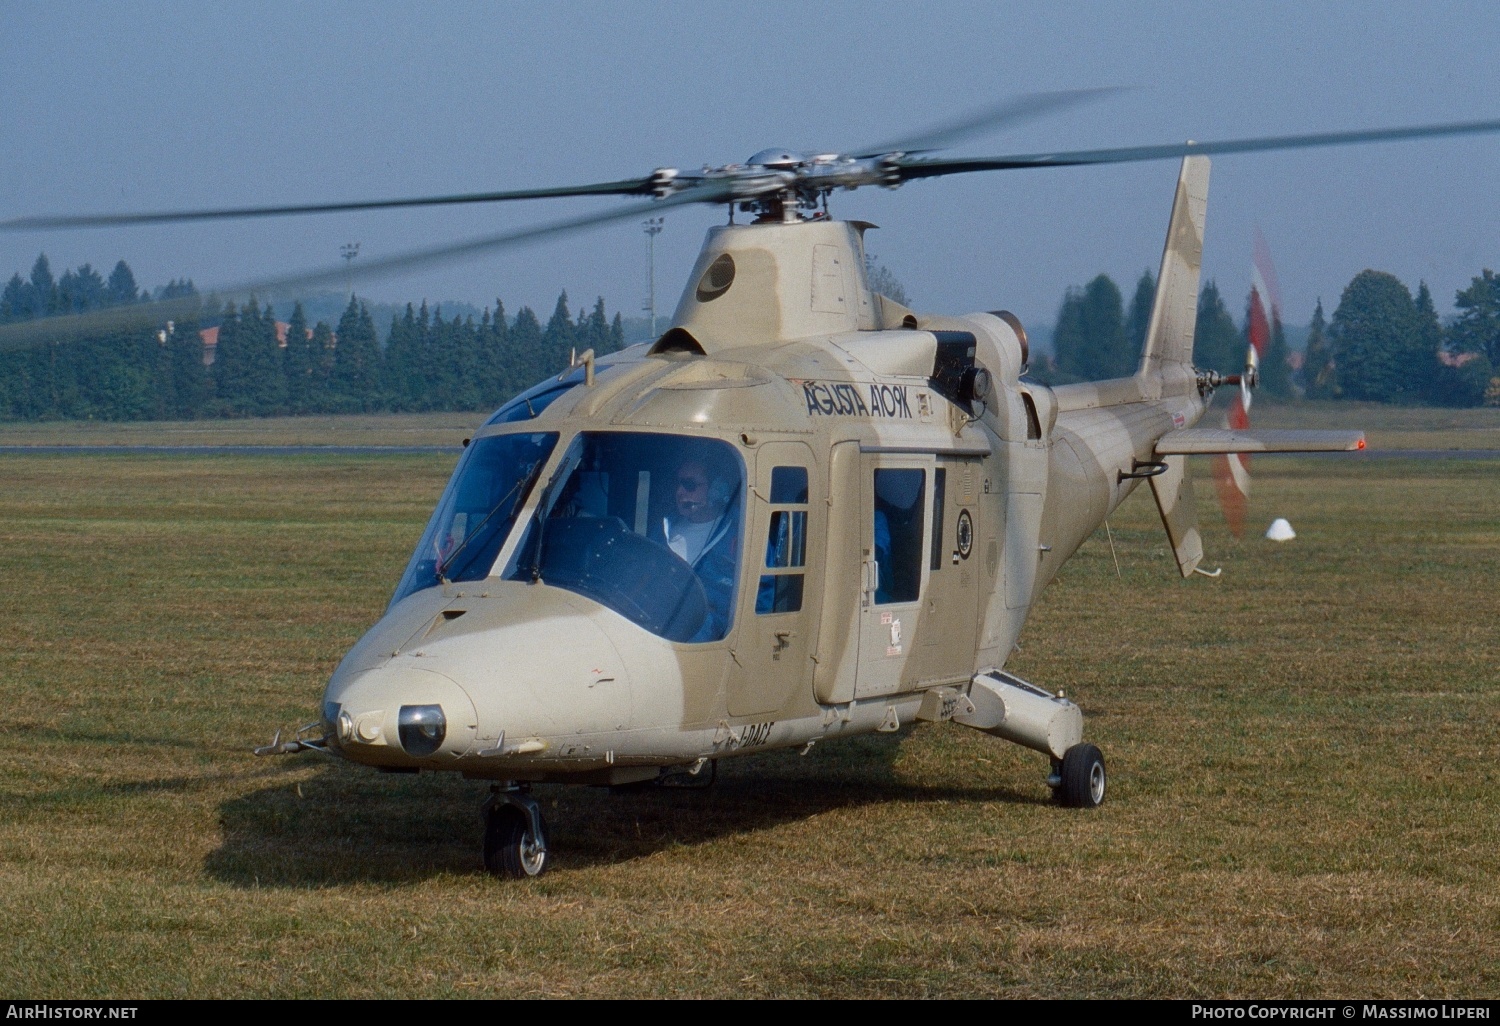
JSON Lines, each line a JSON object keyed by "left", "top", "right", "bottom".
{"left": 0, "top": 418, "right": 1496, "bottom": 998}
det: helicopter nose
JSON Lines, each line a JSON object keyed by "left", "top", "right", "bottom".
{"left": 325, "top": 665, "right": 478, "bottom": 765}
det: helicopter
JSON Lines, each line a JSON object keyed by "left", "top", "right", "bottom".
{"left": 6, "top": 96, "right": 1499, "bottom": 878}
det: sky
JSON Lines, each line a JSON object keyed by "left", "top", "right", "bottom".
{"left": 4, "top": 1, "right": 1499, "bottom": 337}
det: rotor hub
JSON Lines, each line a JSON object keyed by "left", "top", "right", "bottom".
{"left": 747, "top": 148, "right": 807, "bottom": 170}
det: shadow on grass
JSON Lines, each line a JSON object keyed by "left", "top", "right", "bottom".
{"left": 204, "top": 734, "right": 1044, "bottom": 888}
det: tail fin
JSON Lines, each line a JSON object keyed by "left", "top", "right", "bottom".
{"left": 1145, "top": 156, "right": 1210, "bottom": 577}
{"left": 1138, "top": 155, "right": 1210, "bottom": 392}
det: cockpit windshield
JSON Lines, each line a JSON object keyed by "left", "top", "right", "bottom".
{"left": 390, "top": 431, "right": 558, "bottom": 606}
{"left": 483, "top": 369, "right": 582, "bottom": 425}
{"left": 506, "top": 432, "right": 746, "bottom": 644}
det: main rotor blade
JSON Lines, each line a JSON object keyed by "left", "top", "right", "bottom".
{"left": 0, "top": 182, "right": 735, "bottom": 352}
{"left": 893, "top": 118, "right": 1500, "bottom": 178}
{"left": 0, "top": 178, "right": 657, "bottom": 232}
{"left": 849, "top": 87, "right": 1123, "bottom": 158}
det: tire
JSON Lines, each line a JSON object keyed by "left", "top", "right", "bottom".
{"left": 1059, "top": 743, "right": 1106, "bottom": 809}
{"left": 483, "top": 804, "right": 549, "bottom": 878}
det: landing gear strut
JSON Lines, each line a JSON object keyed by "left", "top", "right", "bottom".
{"left": 482, "top": 784, "right": 549, "bottom": 878}
{"left": 1051, "top": 743, "right": 1107, "bottom": 808}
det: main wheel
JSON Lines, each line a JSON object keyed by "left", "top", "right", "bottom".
{"left": 1058, "top": 743, "right": 1106, "bottom": 808}
{"left": 483, "top": 803, "right": 549, "bottom": 878}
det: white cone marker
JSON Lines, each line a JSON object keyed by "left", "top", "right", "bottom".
{"left": 1265, "top": 518, "right": 1296, "bottom": 542}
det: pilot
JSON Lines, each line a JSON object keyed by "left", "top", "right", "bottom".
{"left": 664, "top": 456, "right": 739, "bottom": 639}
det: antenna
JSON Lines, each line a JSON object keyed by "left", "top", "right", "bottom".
{"left": 642, "top": 218, "right": 664, "bottom": 339}
{"left": 340, "top": 242, "right": 360, "bottom": 300}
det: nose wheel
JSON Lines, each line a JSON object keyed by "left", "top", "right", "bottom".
{"left": 1051, "top": 743, "right": 1106, "bottom": 808}
{"left": 482, "top": 785, "right": 550, "bottom": 878}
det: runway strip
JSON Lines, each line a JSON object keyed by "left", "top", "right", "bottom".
{"left": 3, "top": 445, "right": 1498, "bottom": 458}
{"left": 0, "top": 444, "right": 459, "bottom": 455}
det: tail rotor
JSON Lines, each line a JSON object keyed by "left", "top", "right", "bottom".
{"left": 1211, "top": 228, "right": 1278, "bottom": 538}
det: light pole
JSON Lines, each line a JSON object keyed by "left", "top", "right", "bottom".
{"left": 642, "top": 218, "right": 664, "bottom": 339}
{"left": 341, "top": 242, "right": 360, "bottom": 301}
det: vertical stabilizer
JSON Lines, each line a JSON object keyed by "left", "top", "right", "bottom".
{"left": 1138, "top": 156, "right": 1210, "bottom": 393}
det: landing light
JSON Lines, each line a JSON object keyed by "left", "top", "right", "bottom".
{"left": 399, "top": 705, "right": 447, "bottom": 756}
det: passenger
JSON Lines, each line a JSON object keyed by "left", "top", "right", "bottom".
{"left": 663, "top": 456, "right": 739, "bottom": 639}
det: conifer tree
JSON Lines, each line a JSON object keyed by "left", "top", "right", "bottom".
{"left": 309, "top": 321, "right": 336, "bottom": 411}
{"left": 169, "top": 316, "right": 212, "bottom": 418}
{"left": 583, "top": 297, "right": 610, "bottom": 356}
{"left": 412, "top": 300, "right": 435, "bottom": 410}
{"left": 509, "top": 306, "right": 544, "bottom": 398}
{"left": 475, "top": 300, "right": 509, "bottom": 407}
{"left": 609, "top": 311, "right": 625, "bottom": 354}
{"left": 245, "top": 301, "right": 287, "bottom": 415}
{"left": 1449, "top": 269, "right": 1500, "bottom": 365}
{"left": 1413, "top": 283, "right": 1444, "bottom": 402}
{"left": 283, "top": 302, "right": 317, "bottom": 414}
{"left": 382, "top": 303, "right": 420, "bottom": 411}
{"left": 58, "top": 264, "right": 106, "bottom": 314}
{"left": 329, "top": 297, "right": 382, "bottom": 412}
{"left": 212, "top": 301, "right": 244, "bottom": 413}
{"left": 1124, "top": 270, "right": 1156, "bottom": 368}
{"left": 1302, "top": 300, "right": 1336, "bottom": 399}
{"left": 1053, "top": 274, "right": 1128, "bottom": 381}
{"left": 1, "top": 274, "right": 28, "bottom": 323}
{"left": 29, "top": 255, "right": 57, "bottom": 319}
{"left": 542, "top": 291, "right": 575, "bottom": 374}
{"left": 106, "top": 261, "right": 138, "bottom": 306}
{"left": 1193, "top": 281, "right": 1240, "bottom": 374}
{"left": 435, "top": 311, "right": 478, "bottom": 411}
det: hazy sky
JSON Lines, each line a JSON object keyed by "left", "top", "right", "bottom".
{"left": 4, "top": 1, "right": 1498, "bottom": 333}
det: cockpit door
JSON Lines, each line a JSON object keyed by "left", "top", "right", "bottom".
{"left": 726, "top": 441, "right": 817, "bottom": 718}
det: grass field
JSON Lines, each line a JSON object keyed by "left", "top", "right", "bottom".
{"left": 0, "top": 411, "right": 1497, "bottom": 997}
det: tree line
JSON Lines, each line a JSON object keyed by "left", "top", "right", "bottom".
{"left": 1035, "top": 265, "right": 1500, "bottom": 406}
{"left": 7, "top": 250, "right": 1500, "bottom": 421}
{"left": 0, "top": 254, "right": 625, "bottom": 421}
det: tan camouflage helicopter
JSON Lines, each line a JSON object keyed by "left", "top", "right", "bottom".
{"left": 8, "top": 95, "right": 1500, "bottom": 878}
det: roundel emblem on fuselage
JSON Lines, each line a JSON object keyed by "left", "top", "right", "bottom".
{"left": 956, "top": 509, "right": 974, "bottom": 560}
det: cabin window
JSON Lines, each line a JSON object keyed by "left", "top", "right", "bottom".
{"left": 757, "top": 466, "right": 808, "bottom": 614}
{"left": 930, "top": 468, "right": 947, "bottom": 571}
{"left": 874, "top": 468, "right": 925, "bottom": 604}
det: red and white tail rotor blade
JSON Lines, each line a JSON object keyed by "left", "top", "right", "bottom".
{"left": 1213, "top": 228, "right": 1280, "bottom": 538}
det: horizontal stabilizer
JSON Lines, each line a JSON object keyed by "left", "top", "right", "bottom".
{"left": 1156, "top": 428, "right": 1366, "bottom": 454}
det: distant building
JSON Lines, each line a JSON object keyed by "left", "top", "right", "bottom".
{"left": 199, "top": 321, "right": 320, "bottom": 366}
{"left": 1438, "top": 349, "right": 1483, "bottom": 368}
